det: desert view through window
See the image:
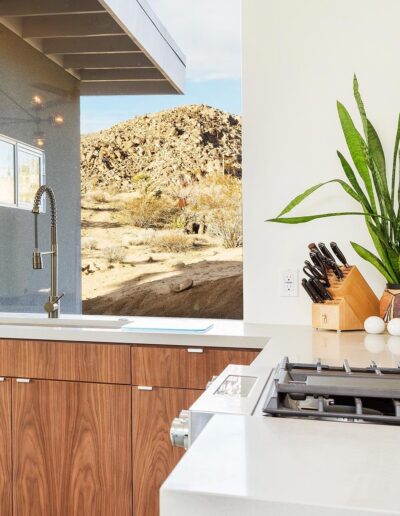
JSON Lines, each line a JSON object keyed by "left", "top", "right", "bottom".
{"left": 80, "top": 0, "right": 242, "bottom": 319}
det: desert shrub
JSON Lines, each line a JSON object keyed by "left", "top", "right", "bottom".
{"left": 123, "top": 194, "right": 178, "bottom": 229}
{"left": 148, "top": 230, "right": 194, "bottom": 253}
{"left": 208, "top": 210, "right": 243, "bottom": 248}
{"left": 82, "top": 237, "right": 98, "bottom": 250}
{"left": 89, "top": 190, "right": 110, "bottom": 203}
{"left": 103, "top": 246, "right": 127, "bottom": 264}
{"left": 188, "top": 175, "right": 243, "bottom": 248}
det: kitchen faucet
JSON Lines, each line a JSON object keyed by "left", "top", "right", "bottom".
{"left": 32, "top": 185, "right": 64, "bottom": 318}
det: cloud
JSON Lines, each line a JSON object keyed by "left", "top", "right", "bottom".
{"left": 146, "top": 0, "right": 241, "bottom": 82}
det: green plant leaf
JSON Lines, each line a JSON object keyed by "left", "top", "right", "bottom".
{"left": 365, "top": 219, "right": 398, "bottom": 280}
{"left": 337, "top": 151, "right": 371, "bottom": 209}
{"left": 337, "top": 101, "right": 376, "bottom": 210}
{"left": 268, "top": 212, "right": 378, "bottom": 224}
{"left": 351, "top": 241, "right": 396, "bottom": 283}
{"left": 367, "top": 120, "right": 386, "bottom": 183}
{"left": 353, "top": 75, "right": 368, "bottom": 139}
{"left": 392, "top": 115, "right": 400, "bottom": 201}
{"left": 276, "top": 179, "right": 359, "bottom": 217}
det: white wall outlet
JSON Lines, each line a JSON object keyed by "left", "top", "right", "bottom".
{"left": 279, "top": 268, "right": 299, "bottom": 297}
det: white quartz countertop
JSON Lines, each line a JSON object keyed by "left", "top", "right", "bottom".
{"left": 162, "top": 327, "right": 400, "bottom": 515}
{"left": 161, "top": 414, "right": 400, "bottom": 515}
{"left": 0, "top": 313, "right": 272, "bottom": 349}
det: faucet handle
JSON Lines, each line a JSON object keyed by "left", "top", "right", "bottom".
{"left": 44, "top": 293, "right": 64, "bottom": 315}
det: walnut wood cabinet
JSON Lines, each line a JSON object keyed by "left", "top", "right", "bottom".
{"left": 0, "top": 338, "right": 259, "bottom": 516}
{"left": 12, "top": 379, "right": 132, "bottom": 516}
{"left": 0, "top": 378, "right": 12, "bottom": 515}
{"left": 133, "top": 387, "right": 201, "bottom": 516}
{"left": 132, "top": 344, "right": 259, "bottom": 516}
{"left": 132, "top": 345, "right": 259, "bottom": 389}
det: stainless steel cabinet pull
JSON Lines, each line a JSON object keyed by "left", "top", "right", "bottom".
{"left": 138, "top": 386, "right": 153, "bottom": 391}
{"left": 16, "top": 378, "right": 31, "bottom": 383}
{"left": 187, "top": 348, "right": 203, "bottom": 353}
{"left": 0, "top": 377, "right": 5, "bottom": 382}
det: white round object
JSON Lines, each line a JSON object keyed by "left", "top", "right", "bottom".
{"left": 364, "top": 316, "right": 385, "bottom": 334}
{"left": 387, "top": 318, "right": 400, "bottom": 336}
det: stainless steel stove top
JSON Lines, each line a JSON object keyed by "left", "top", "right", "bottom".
{"left": 263, "top": 357, "right": 400, "bottom": 425}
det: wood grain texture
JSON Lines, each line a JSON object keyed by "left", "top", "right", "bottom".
{"left": 0, "top": 339, "right": 131, "bottom": 384}
{"left": 133, "top": 387, "right": 201, "bottom": 516}
{"left": 132, "top": 345, "right": 259, "bottom": 389}
{"left": 0, "top": 379, "right": 11, "bottom": 515}
{"left": 13, "top": 379, "right": 132, "bottom": 516}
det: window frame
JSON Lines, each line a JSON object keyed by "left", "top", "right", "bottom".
{"left": 0, "top": 133, "right": 46, "bottom": 211}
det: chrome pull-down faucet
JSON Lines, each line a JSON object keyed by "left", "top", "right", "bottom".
{"left": 32, "top": 185, "right": 63, "bottom": 318}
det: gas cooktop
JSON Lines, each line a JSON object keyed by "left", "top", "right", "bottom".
{"left": 263, "top": 357, "right": 400, "bottom": 425}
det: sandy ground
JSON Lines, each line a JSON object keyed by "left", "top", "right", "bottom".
{"left": 81, "top": 196, "right": 243, "bottom": 318}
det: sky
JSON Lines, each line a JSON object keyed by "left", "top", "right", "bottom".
{"left": 80, "top": 0, "right": 241, "bottom": 134}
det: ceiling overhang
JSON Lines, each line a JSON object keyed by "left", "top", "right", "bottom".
{"left": 0, "top": 0, "right": 186, "bottom": 95}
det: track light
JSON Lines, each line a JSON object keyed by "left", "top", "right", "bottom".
{"left": 33, "top": 131, "right": 46, "bottom": 148}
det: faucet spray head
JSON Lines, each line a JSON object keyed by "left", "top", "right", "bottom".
{"left": 32, "top": 250, "right": 43, "bottom": 269}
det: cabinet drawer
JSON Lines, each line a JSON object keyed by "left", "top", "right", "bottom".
{"left": 132, "top": 345, "right": 259, "bottom": 389}
{"left": 0, "top": 339, "right": 131, "bottom": 384}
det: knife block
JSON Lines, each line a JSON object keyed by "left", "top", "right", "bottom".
{"left": 311, "top": 266, "right": 379, "bottom": 331}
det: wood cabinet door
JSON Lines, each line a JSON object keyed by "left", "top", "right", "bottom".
{"left": 133, "top": 387, "right": 201, "bottom": 516}
{"left": 132, "top": 345, "right": 259, "bottom": 389}
{"left": 13, "top": 379, "right": 132, "bottom": 516}
{"left": 0, "top": 379, "right": 11, "bottom": 515}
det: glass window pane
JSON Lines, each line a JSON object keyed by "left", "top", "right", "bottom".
{"left": 18, "top": 149, "right": 41, "bottom": 205}
{"left": 0, "top": 139, "right": 15, "bottom": 205}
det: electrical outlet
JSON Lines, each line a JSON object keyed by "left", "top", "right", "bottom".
{"left": 279, "top": 268, "right": 299, "bottom": 297}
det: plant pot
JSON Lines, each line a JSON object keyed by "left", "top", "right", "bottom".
{"left": 380, "top": 284, "right": 400, "bottom": 322}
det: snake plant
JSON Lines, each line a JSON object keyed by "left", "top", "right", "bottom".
{"left": 268, "top": 76, "right": 400, "bottom": 284}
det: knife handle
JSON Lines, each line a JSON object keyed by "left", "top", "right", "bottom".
{"left": 310, "top": 278, "right": 332, "bottom": 300}
{"left": 326, "top": 258, "right": 344, "bottom": 279}
{"left": 330, "top": 242, "right": 349, "bottom": 267}
{"left": 301, "top": 278, "right": 319, "bottom": 303}
{"left": 318, "top": 242, "right": 336, "bottom": 263}
{"left": 307, "top": 279, "right": 325, "bottom": 303}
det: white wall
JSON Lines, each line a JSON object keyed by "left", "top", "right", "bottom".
{"left": 242, "top": 0, "right": 400, "bottom": 325}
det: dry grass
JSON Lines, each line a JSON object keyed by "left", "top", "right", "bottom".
{"left": 103, "top": 246, "right": 127, "bottom": 264}
{"left": 89, "top": 190, "right": 111, "bottom": 203}
{"left": 82, "top": 237, "right": 99, "bottom": 250}
{"left": 147, "top": 230, "right": 194, "bottom": 253}
{"left": 123, "top": 194, "right": 178, "bottom": 229}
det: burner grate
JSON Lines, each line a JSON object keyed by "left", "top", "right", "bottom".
{"left": 262, "top": 357, "right": 400, "bottom": 425}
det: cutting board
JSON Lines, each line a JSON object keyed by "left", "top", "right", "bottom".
{"left": 121, "top": 317, "right": 214, "bottom": 333}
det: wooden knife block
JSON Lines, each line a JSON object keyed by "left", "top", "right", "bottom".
{"left": 312, "top": 266, "right": 379, "bottom": 331}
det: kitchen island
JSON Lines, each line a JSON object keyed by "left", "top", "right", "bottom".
{"left": 161, "top": 328, "right": 400, "bottom": 516}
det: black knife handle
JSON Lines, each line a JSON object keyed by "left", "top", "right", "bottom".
{"left": 306, "top": 279, "right": 324, "bottom": 303}
{"left": 330, "top": 242, "right": 349, "bottom": 267}
{"left": 326, "top": 258, "right": 344, "bottom": 279}
{"left": 318, "top": 242, "right": 336, "bottom": 263}
{"left": 301, "top": 278, "right": 318, "bottom": 303}
{"left": 311, "top": 278, "right": 333, "bottom": 300}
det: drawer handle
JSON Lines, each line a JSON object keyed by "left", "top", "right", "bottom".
{"left": 138, "top": 386, "right": 153, "bottom": 391}
{"left": 0, "top": 377, "right": 5, "bottom": 382}
{"left": 187, "top": 348, "right": 203, "bottom": 353}
{"left": 16, "top": 378, "right": 31, "bottom": 383}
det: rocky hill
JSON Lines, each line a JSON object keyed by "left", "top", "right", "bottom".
{"left": 81, "top": 104, "right": 242, "bottom": 193}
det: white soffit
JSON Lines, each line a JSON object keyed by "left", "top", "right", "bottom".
{"left": 0, "top": 0, "right": 186, "bottom": 95}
